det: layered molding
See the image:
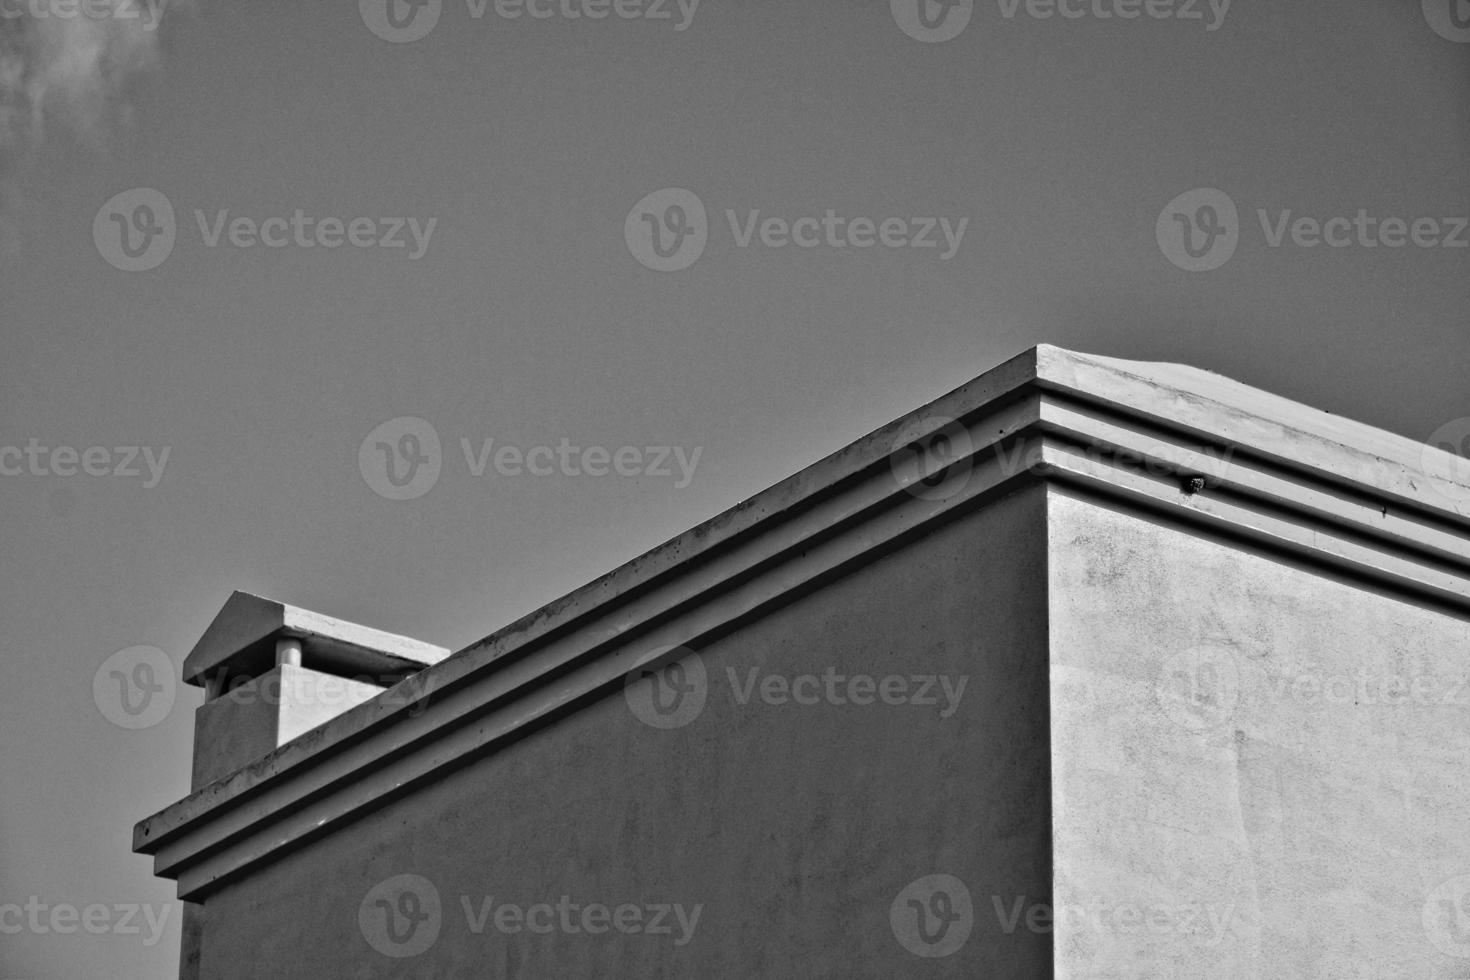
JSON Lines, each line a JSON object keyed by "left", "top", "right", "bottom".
{"left": 134, "top": 345, "right": 1470, "bottom": 899}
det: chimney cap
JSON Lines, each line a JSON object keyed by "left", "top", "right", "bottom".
{"left": 182, "top": 591, "right": 450, "bottom": 690}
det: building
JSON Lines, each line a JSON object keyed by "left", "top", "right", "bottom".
{"left": 134, "top": 345, "right": 1470, "bottom": 978}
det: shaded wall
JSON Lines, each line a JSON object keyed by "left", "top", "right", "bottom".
{"left": 192, "top": 485, "right": 1054, "bottom": 978}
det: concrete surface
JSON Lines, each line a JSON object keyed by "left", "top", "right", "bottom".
{"left": 187, "top": 488, "right": 1054, "bottom": 978}
{"left": 190, "top": 665, "right": 387, "bottom": 791}
{"left": 1048, "top": 487, "right": 1470, "bottom": 979}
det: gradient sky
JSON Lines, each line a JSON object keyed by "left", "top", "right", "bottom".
{"left": 1, "top": 0, "right": 1468, "bottom": 976}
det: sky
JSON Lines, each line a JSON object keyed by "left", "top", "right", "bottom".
{"left": 0, "top": 0, "right": 1467, "bottom": 976}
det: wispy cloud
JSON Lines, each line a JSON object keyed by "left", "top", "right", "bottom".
{"left": 0, "top": 0, "right": 181, "bottom": 255}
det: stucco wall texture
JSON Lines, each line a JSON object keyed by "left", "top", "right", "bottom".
{"left": 189, "top": 486, "right": 1054, "bottom": 979}
{"left": 1049, "top": 487, "right": 1470, "bottom": 979}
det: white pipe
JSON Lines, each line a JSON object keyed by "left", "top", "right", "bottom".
{"left": 275, "top": 638, "right": 303, "bottom": 668}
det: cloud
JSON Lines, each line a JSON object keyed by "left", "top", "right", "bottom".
{"left": 0, "top": 0, "right": 180, "bottom": 254}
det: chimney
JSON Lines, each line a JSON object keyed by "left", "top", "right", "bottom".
{"left": 182, "top": 591, "right": 449, "bottom": 790}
